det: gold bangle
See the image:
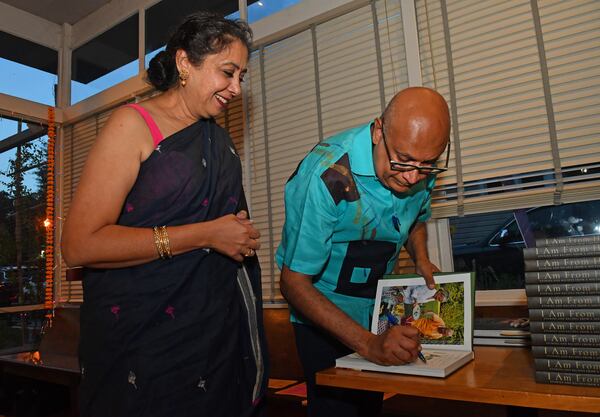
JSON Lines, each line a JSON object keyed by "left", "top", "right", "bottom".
{"left": 159, "top": 226, "right": 172, "bottom": 259}
{"left": 153, "top": 226, "right": 166, "bottom": 259}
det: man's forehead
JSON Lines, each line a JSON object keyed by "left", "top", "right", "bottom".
{"left": 386, "top": 132, "right": 447, "bottom": 161}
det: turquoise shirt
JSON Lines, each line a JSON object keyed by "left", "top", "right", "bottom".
{"left": 276, "top": 121, "right": 435, "bottom": 329}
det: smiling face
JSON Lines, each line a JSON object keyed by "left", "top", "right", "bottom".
{"left": 176, "top": 38, "right": 248, "bottom": 119}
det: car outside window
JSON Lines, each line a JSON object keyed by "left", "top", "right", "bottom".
{"left": 450, "top": 199, "right": 600, "bottom": 290}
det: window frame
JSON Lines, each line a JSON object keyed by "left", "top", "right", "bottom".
{"left": 4, "top": 0, "right": 598, "bottom": 309}
{"left": 0, "top": 116, "right": 50, "bottom": 353}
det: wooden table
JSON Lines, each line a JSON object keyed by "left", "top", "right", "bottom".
{"left": 316, "top": 346, "right": 600, "bottom": 414}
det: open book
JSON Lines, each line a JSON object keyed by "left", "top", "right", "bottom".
{"left": 336, "top": 272, "right": 475, "bottom": 378}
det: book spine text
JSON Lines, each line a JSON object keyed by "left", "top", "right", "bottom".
{"left": 525, "top": 270, "right": 600, "bottom": 284}
{"left": 526, "top": 282, "right": 600, "bottom": 296}
{"left": 530, "top": 321, "right": 600, "bottom": 334}
{"left": 535, "top": 371, "right": 600, "bottom": 387}
{"left": 536, "top": 235, "right": 600, "bottom": 247}
{"left": 531, "top": 333, "right": 600, "bottom": 347}
{"left": 535, "top": 358, "right": 600, "bottom": 374}
{"left": 532, "top": 346, "right": 600, "bottom": 360}
{"left": 524, "top": 244, "right": 600, "bottom": 259}
{"left": 527, "top": 295, "right": 600, "bottom": 308}
{"left": 529, "top": 309, "right": 600, "bottom": 321}
{"left": 524, "top": 257, "right": 600, "bottom": 271}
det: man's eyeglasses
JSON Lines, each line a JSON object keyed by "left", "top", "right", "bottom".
{"left": 380, "top": 121, "right": 450, "bottom": 175}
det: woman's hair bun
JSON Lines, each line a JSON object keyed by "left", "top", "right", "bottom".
{"left": 146, "top": 50, "right": 177, "bottom": 91}
{"left": 146, "top": 12, "right": 253, "bottom": 92}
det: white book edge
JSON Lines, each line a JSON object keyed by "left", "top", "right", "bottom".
{"left": 336, "top": 350, "right": 474, "bottom": 378}
{"left": 473, "top": 329, "right": 530, "bottom": 338}
{"left": 473, "top": 337, "right": 531, "bottom": 346}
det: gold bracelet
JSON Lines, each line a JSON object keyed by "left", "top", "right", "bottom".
{"left": 153, "top": 226, "right": 166, "bottom": 259}
{"left": 159, "top": 226, "right": 172, "bottom": 259}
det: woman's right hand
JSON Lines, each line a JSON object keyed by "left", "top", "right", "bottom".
{"left": 206, "top": 211, "right": 260, "bottom": 262}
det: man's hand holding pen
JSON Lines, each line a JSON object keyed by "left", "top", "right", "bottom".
{"left": 385, "top": 311, "right": 427, "bottom": 364}
{"left": 359, "top": 315, "right": 423, "bottom": 366}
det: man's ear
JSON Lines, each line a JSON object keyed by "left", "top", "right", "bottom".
{"left": 372, "top": 118, "right": 383, "bottom": 146}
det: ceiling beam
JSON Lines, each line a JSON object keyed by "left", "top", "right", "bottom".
{"left": 61, "top": 74, "right": 150, "bottom": 125}
{"left": 251, "top": 0, "right": 369, "bottom": 47}
{"left": 0, "top": 2, "right": 61, "bottom": 50}
{"left": 72, "top": 0, "right": 161, "bottom": 49}
{"left": 0, "top": 93, "right": 64, "bottom": 124}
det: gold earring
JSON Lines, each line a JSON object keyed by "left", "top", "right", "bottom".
{"left": 179, "top": 70, "right": 189, "bottom": 87}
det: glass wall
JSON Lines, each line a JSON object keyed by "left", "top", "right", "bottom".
{"left": 144, "top": 0, "right": 242, "bottom": 69}
{"left": 71, "top": 14, "right": 139, "bottom": 104}
{"left": 0, "top": 31, "right": 57, "bottom": 106}
{"left": 0, "top": 310, "right": 45, "bottom": 354}
{"left": 450, "top": 199, "right": 600, "bottom": 290}
{"left": 228, "top": 0, "right": 303, "bottom": 23}
{"left": 0, "top": 117, "right": 48, "bottom": 353}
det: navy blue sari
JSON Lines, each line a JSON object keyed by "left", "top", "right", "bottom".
{"left": 80, "top": 118, "right": 267, "bottom": 417}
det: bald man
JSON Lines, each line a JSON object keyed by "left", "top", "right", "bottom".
{"left": 276, "top": 87, "right": 451, "bottom": 417}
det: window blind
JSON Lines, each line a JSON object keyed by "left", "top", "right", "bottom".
{"left": 60, "top": 110, "right": 108, "bottom": 303}
{"left": 417, "top": 0, "right": 600, "bottom": 217}
{"left": 247, "top": 29, "right": 321, "bottom": 303}
{"left": 539, "top": 0, "right": 600, "bottom": 203}
{"left": 247, "top": 0, "right": 411, "bottom": 303}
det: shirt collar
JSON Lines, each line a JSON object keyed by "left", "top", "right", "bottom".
{"left": 348, "top": 121, "right": 376, "bottom": 177}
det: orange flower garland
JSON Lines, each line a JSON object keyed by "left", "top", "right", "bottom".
{"left": 45, "top": 107, "right": 56, "bottom": 317}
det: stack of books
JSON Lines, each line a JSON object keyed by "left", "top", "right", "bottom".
{"left": 524, "top": 235, "right": 600, "bottom": 387}
{"left": 473, "top": 317, "right": 530, "bottom": 347}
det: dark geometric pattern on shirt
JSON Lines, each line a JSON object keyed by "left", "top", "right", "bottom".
{"left": 335, "top": 240, "right": 397, "bottom": 299}
{"left": 320, "top": 153, "right": 359, "bottom": 205}
{"left": 287, "top": 143, "right": 327, "bottom": 183}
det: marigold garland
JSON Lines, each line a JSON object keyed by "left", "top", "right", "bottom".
{"left": 45, "top": 107, "right": 56, "bottom": 318}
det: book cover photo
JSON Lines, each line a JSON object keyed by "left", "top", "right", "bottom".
{"left": 336, "top": 272, "right": 474, "bottom": 378}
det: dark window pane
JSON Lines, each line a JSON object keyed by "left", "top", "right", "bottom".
{"left": 71, "top": 13, "right": 139, "bottom": 103}
{"left": 450, "top": 199, "right": 600, "bottom": 290}
{"left": 1, "top": 120, "right": 48, "bottom": 308}
{"left": 72, "top": 14, "right": 138, "bottom": 84}
{"left": 0, "top": 310, "right": 45, "bottom": 354}
{"left": 145, "top": 0, "right": 243, "bottom": 55}
{"left": 0, "top": 31, "right": 57, "bottom": 105}
{"left": 229, "top": 0, "right": 302, "bottom": 23}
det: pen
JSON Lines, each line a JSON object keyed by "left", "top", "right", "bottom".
{"left": 385, "top": 311, "right": 427, "bottom": 364}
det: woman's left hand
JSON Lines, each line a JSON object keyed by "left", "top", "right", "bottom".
{"left": 202, "top": 211, "right": 260, "bottom": 262}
